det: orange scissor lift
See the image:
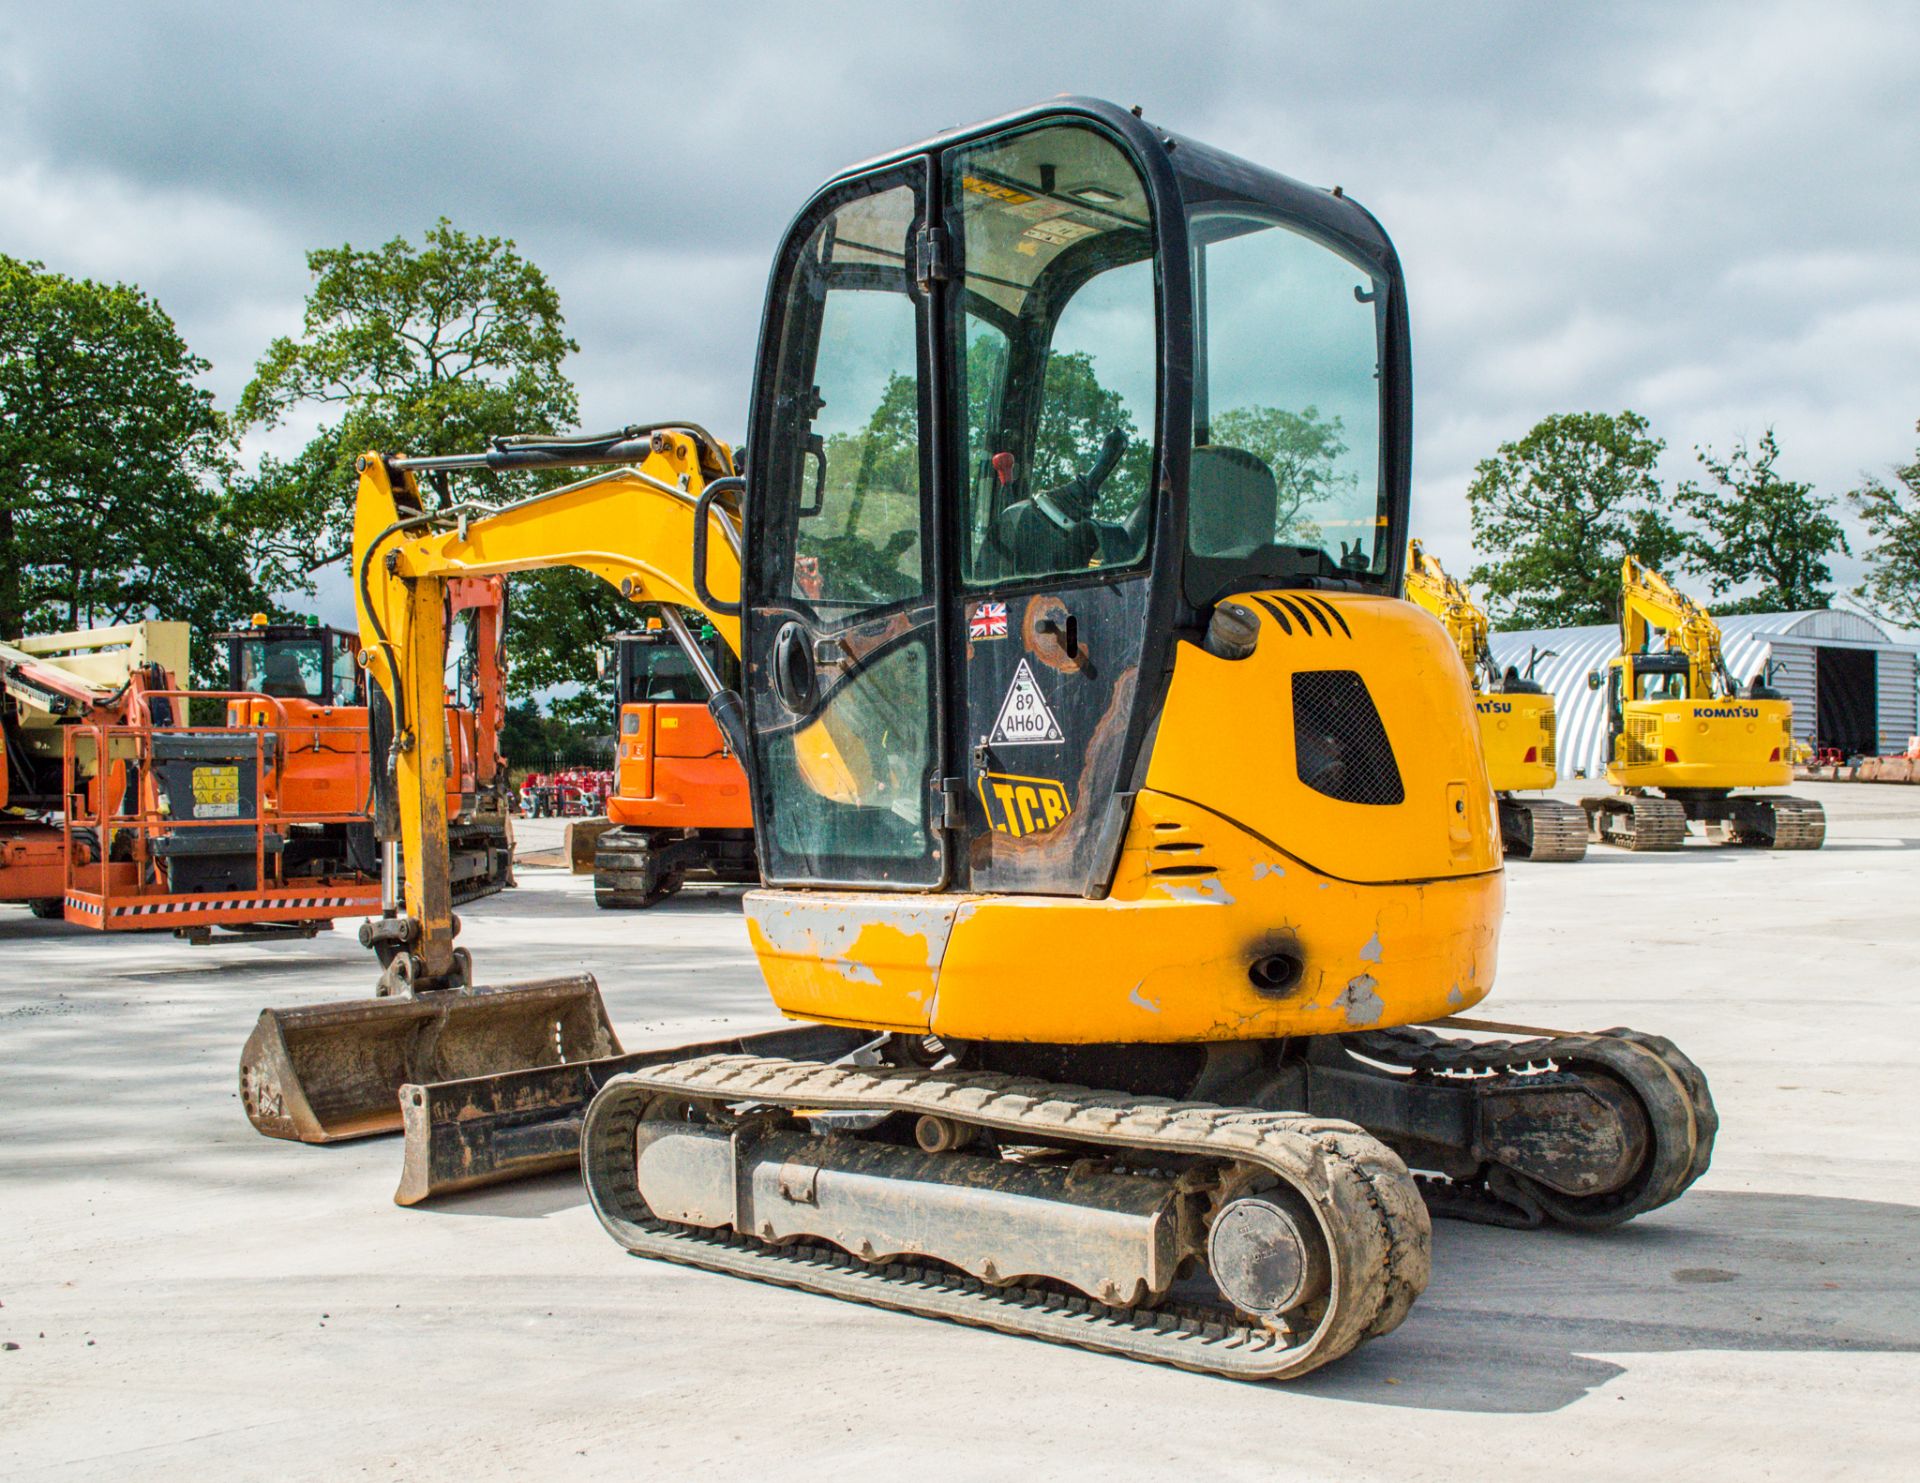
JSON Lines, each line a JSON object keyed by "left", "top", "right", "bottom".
{"left": 51, "top": 582, "right": 511, "bottom": 940}
{"left": 60, "top": 684, "right": 384, "bottom": 936}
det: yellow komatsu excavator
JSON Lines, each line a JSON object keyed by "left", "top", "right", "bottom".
{"left": 1405, "top": 540, "right": 1586, "bottom": 861}
{"left": 240, "top": 99, "right": 1714, "bottom": 1381}
{"left": 1582, "top": 556, "right": 1825, "bottom": 851}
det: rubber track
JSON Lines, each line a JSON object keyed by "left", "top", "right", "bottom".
{"left": 593, "top": 832, "right": 674, "bottom": 910}
{"left": 1500, "top": 797, "right": 1588, "bottom": 862}
{"left": 1348, "top": 1024, "right": 1717, "bottom": 1229}
{"left": 1583, "top": 794, "right": 1688, "bottom": 851}
{"left": 581, "top": 1055, "right": 1431, "bottom": 1380}
{"left": 1744, "top": 794, "right": 1826, "bottom": 850}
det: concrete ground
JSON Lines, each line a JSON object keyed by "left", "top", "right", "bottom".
{"left": 3, "top": 785, "right": 1918, "bottom": 1481}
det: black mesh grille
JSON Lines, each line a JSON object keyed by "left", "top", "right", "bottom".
{"left": 1292, "top": 670, "right": 1404, "bottom": 806}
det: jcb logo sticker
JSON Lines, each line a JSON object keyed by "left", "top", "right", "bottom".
{"left": 978, "top": 772, "right": 1072, "bottom": 838}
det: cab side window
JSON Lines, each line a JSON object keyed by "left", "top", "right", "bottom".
{"left": 946, "top": 123, "right": 1158, "bottom": 586}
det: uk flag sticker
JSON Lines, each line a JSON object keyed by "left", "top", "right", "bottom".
{"left": 969, "top": 601, "right": 1008, "bottom": 640}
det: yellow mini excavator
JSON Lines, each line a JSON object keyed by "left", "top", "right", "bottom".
{"left": 1582, "top": 556, "right": 1824, "bottom": 850}
{"left": 1405, "top": 540, "right": 1586, "bottom": 861}
{"left": 241, "top": 99, "right": 1714, "bottom": 1381}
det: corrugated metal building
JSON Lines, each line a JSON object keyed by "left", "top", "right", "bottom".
{"left": 1488, "top": 609, "right": 1920, "bottom": 780}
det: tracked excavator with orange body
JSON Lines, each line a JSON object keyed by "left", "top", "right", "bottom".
{"left": 240, "top": 99, "right": 1714, "bottom": 1380}
{"left": 1581, "top": 557, "right": 1825, "bottom": 850}
{"left": 1405, "top": 540, "right": 1586, "bottom": 861}
{"left": 592, "top": 613, "right": 756, "bottom": 907}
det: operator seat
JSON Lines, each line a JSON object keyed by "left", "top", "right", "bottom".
{"left": 262, "top": 652, "right": 310, "bottom": 698}
{"left": 1187, "top": 446, "right": 1278, "bottom": 557}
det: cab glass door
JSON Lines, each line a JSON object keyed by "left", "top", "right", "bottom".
{"left": 941, "top": 121, "right": 1161, "bottom": 894}
{"left": 745, "top": 166, "right": 944, "bottom": 887}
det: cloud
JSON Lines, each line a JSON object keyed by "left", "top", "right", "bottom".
{"left": 4, "top": 0, "right": 1916, "bottom": 620}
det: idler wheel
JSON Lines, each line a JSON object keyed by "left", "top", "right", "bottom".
{"left": 1207, "top": 1191, "right": 1331, "bottom": 1319}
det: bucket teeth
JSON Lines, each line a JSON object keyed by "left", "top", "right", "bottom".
{"left": 238, "top": 975, "right": 620, "bottom": 1144}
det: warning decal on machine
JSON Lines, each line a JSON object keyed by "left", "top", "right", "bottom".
{"left": 190, "top": 764, "right": 240, "bottom": 818}
{"left": 989, "top": 659, "right": 1063, "bottom": 746}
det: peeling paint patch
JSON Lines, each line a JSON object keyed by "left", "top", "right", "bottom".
{"left": 1335, "top": 972, "right": 1384, "bottom": 1027}
{"left": 1358, "top": 932, "right": 1383, "bottom": 963}
{"left": 1446, "top": 982, "right": 1465, "bottom": 1008}
{"left": 744, "top": 891, "right": 964, "bottom": 980}
{"left": 1128, "top": 984, "right": 1161, "bottom": 1013}
{"left": 1251, "top": 861, "right": 1287, "bottom": 880}
{"left": 1158, "top": 876, "right": 1235, "bottom": 906}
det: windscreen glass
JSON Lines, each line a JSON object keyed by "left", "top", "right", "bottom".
{"left": 239, "top": 638, "right": 325, "bottom": 700}
{"left": 1188, "top": 210, "right": 1388, "bottom": 597}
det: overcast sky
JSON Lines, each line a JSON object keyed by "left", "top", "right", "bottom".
{"left": 4, "top": 0, "right": 1916, "bottom": 623}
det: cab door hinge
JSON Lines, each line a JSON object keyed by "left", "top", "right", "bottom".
{"left": 915, "top": 226, "right": 953, "bottom": 292}
{"left": 932, "top": 775, "right": 966, "bottom": 831}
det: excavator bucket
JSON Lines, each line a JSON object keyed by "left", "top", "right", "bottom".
{"left": 391, "top": 1021, "right": 859, "bottom": 1205}
{"left": 239, "top": 975, "right": 621, "bottom": 1144}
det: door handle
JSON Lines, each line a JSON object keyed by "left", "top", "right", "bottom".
{"left": 1035, "top": 612, "right": 1078, "bottom": 658}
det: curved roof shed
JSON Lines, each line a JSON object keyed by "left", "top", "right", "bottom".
{"left": 1487, "top": 609, "right": 1917, "bottom": 778}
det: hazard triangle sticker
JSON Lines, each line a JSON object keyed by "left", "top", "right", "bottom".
{"left": 989, "top": 659, "right": 1063, "bottom": 745}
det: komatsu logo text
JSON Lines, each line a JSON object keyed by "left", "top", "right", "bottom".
{"left": 978, "top": 771, "right": 1072, "bottom": 838}
{"left": 1476, "top": 700, "right": 1513, "bottom": 714}
{"left": 1696, "top": 705, "right": 1761, "bottom": 719}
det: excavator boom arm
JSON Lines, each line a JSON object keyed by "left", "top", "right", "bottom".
{"left": 1405, "top": 538, "right": 1493, "bottom": 688}
{"left": 1618, "top": 555, "right": 1727, "bottom": 698}
{"left": 352, "top": 433, "right": 743, "bottom": 985}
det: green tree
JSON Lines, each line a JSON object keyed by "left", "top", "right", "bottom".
{"left": 235, "top": 220, "right": 620, "bottom": 716}
{"left": 0, "top": 254, "right": 252, "bottom": 649}
{"left": 1848, "top": 421, "right": 1920, "bottom": 626}
{"left": 1675, "top": 429, "right": 1847, "bottom": 614}
{"left": 1032, "top": 350, "right": 1150, "bottom": 518}
{"left": 1467, "top": 410, "right": 1683, "bottom": 628}
{"left": 237, "top": 218, "right": 580, "bottom": 580}
{"left": 1209, "top": 404, "right": 1353, "bottom": 540}
{"left": 501, "top": 696, "right": 613, "bottom": 771}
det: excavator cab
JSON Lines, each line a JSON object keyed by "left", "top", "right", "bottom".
{"left": 225, "top": 617, "right": 363, "bottom": 707}
{"left": 744, "top": 101, "right": 1411, "bottom": 904}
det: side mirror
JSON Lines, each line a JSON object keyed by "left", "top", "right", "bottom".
{"left": 1586, "top": 670, "right": 1601, "bottom": 692}
{"left": 594, "top": 647, "right": 609, "bottom": 681}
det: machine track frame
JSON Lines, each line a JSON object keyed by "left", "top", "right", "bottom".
{"left": 1710, "top": 793, "right": 1826, "bottom": 850}
{"left": 582, "top": 1053, "right": 1431, "bottom": 1381}
{"left": 1497, "top": 796, "right": 1589, "bottom": 862}
{"left": 1339, "top": 1020, "right": 1716, "bottom": 1229}
{"left": 593, "top": 825, "right": 756, "bottom": 909}
{"left": 1581, "top": 792, "right": 1689, "bottom": 851}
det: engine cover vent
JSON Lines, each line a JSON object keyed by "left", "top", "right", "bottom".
{"left": 1292, "top": 670, "right": 1405, "bottom": 806}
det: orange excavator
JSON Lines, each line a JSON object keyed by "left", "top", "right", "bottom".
{"left": 592, "top": 610, "right": 755, "bottom": 907}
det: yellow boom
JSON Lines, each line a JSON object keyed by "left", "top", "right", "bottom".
{"left": 353, "top": 430, "right": 742, "bottom": 990}
{"left": 1404, "top": 540, "right": 1584, "bottom": 860}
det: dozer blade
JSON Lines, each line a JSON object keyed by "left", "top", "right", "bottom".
{"left": 240, "top": 975, "right": 621, "bottom": 1145}
{"left": 393, "top": 1022, "right": 860, "bottom": 1206}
